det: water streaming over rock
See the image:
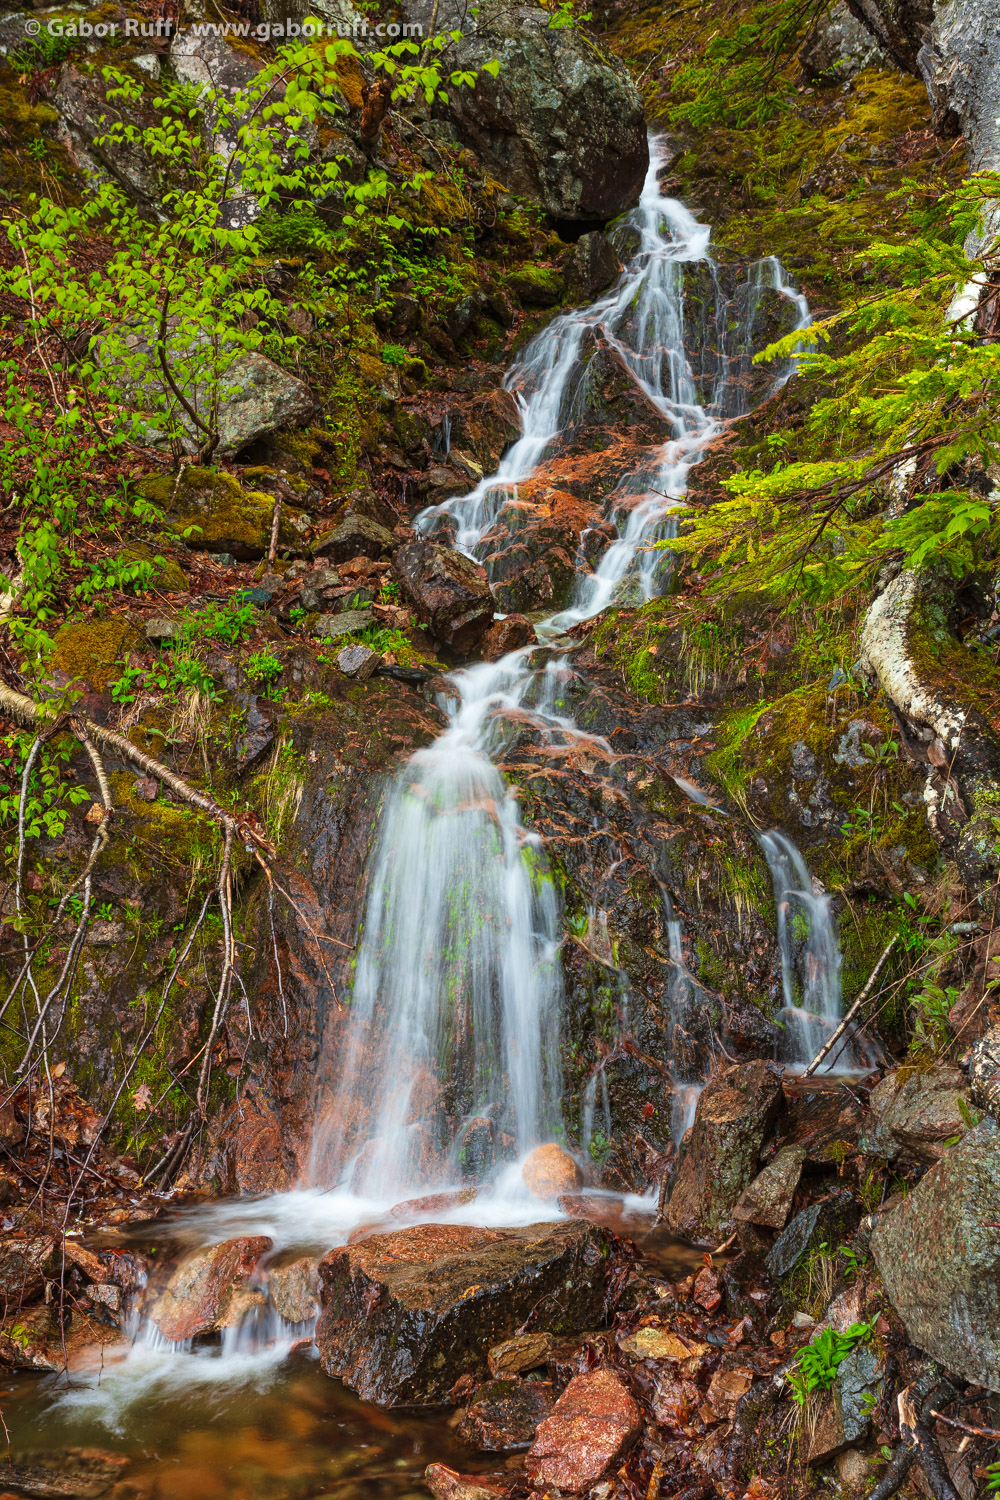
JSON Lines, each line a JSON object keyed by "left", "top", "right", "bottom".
{"left": 315, "top": 134, "right": 815, "bottom": 1194}
{"left": 759, "top": 829, "right": 875, "bottom": 1072}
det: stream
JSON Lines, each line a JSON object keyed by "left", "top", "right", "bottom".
{"left": 3, "top": 135, "right": 867, "bottom": 1498}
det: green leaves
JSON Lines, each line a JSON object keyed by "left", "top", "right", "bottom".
{"left": 788, "top": 1322, "right": 873, "bottom": 1406}
{"left": 672, "top": 173, "right": 1000, "bottom": 604}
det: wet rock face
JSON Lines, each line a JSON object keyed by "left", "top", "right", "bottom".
{"left": 525, "top": 1367, "right": 642, "bottom": 1491}
{"left": 418, "top": 2, "right": 648, "bottom": 223}
{"left": 0, "top": 1236, "right": 55, "bottom": 1308}
{"left": 799, "top": 0, "right": 891, "bottom": 81}
{"left": 392, "top": 539, "right": 496, "bottom": 654}
{"left": 858, "top": 1064, "right": 970, "bottom": 1166}
{"left": 315, "top": 1220, "right": 618, "bottom": 1405}
{"left": 148, "top": 1235, "right": 272, "bottom": 1342}
{"left": 665, "top": 1061, "right": 783, "bottom": 1245}
{"left": 871, "top": 1119, "right": 1000, "bottom": 1391}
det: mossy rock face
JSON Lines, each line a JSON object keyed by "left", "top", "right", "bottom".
{"left": 50, "top": 616, "right": 143, "bottom": 691}
{"left": 507, "top": 263, "right": 565, "bottom": 308}
{"left": 142, "top": 466, "right": 308, "bottom": 558}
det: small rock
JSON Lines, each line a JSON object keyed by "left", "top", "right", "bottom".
{"left": 312, "top": 513, "right": 396, "bottom": 564}
{"left": 791, "top": 1311, "right": 816, "bottom": 1330}
{"left": 144, "top": 618, "right": 177, "bottom": 646}
{"left": 0, "top": 1236, "right": 55, "bottom": 1304}
{"left": 858, "top": 1064, "right": 970, "bottom": 1166}
{"left": 392, "top": 539, "right": 495, "bottom": 654}
{"left": 214, "top": 553, "right": 237, "bottom": 567}
{"left": 336, "top": 644, "right": 380, "bottom": 679}
{"left": 733, "top": 1144, "right": 805, "bottom": 1229}
{"left": 267, "top": 1256, "right": 320, "bottom": 1324}
{"left": 133, "top": 778, "right": 158, "bottom": 802}
{"left": 424, "top": 1466, "right": 510, "bottom": 1500}
{"left": 617, "top": 1327, "right": 708, "bottom": 1362}
{"left": 83, "top": 1284, "right": 122, "bottom": 1322}
{"left": 835, "top": 1447, "right": 873, "bottom": 1486}
{"left": 312, "top": 609, "right": 372, "bottom": 641}
{"left": 521, "top": 1143, "right": 583, "bottom": 1200}
{"left": 458, "top": 1377, "right": 554, "bottom": 1450}
{"left": 236, "top": 586, "right": 273, "bottom": 608}
{"left": 216, "top": 1286, "right": 267, "bottom": 1330}
{"left": 807, "top": 1343, "right": 881, "bottom": 1462}
{"left": 488, "top": 1332, "right": 552, "bottom": 1378}
{"left": 706, "top": 1367, "right": 753, "bottom": 1420}
{"left": 765, "top": 1191, "right": 860, "bottom": 1282}
{"left": 526, "top": 1368, "right": 641, "bottom": 1492}
{"left": 389, "top": 1189, "right": 478, "bottom": 1218}
{"left": 478, "top": 614, "right": 537, "bottom": 662}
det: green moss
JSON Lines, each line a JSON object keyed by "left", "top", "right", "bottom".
{"left": 507, "top": 263, "right": 565, "bottom": 308}
{"left": 145, "top": 466, "right": 306, "bottom": 555}
{"left": 51, "top": 615, "right": 143, "bottom": 690}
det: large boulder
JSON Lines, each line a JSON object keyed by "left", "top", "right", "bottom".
{"left": 412, "top": 0, "right": 648, "bottom": 223}
{"left": 842, "top": 0, "right": 934, "bottom": 74}
{"left": 871, "top": 1119, "right": 1000, "bottom": 1390}
{"left": 858, "top": 1063, "right": 970, "bottom": 1166}
{"left": 666, "top": 1061, "right": 783, "bottom": 1245}
{"left": 315, "top": 1220, "right": 618, "bottom": 1405}
{"left": 391, "top": 539, "right": 495, "bottom": 653}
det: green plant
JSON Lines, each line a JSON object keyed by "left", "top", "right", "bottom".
{"left": 788, "top": 1322, "right": 873, "bottom": 1405}
{"left": 381, "top": 343, "right": 407, "bottom": 365}
{"left": 0, "top": 729, "right": 91, "bottom": 855}
{"left": 985, "top": 1454, "right": 1000, "bottom": 1492}
{"left": 243, "top": 648, "right": 283, "bottom": 689}
{"left": 669, "top": 173, "right": 1000, "bottom": 605}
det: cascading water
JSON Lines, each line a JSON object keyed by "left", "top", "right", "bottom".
{"left": 316, "top": 136, "right": 813, "bottom": 1195}
{"left": 37, "top": 137, "right": 826, "bottom": 1420}
{"left": 759, "top": 829, "right": 875, "bottom": 1073}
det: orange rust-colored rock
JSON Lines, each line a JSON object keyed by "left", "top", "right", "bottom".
{"left": 148, "top": 1235, "right": 272, "bottom": 1342}
{"left": 526, "top": 1367, "right": 642, "bottom": 1491}
{"left": 522, "top": 1143, "right": 583, "bottom": 1200}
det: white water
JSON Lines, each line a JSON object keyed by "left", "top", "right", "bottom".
{"left": 45, "top": 139, "right": 824, "bottom": 1415}
{"left": 759, "top": 829, "right": 875, "bottom": 1073}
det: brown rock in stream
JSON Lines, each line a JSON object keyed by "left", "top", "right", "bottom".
{"left": 391, "top": 540, "right": 495, "bottom": 654}
{"left": 425, "top": 1467, "right": 511, "bottom": 1500}
{"left": 458, "top": 1377, "right": 554, "bottom": 1449}
{"left": 525, "top": 1367, "right": 641, "bottom": 1491}
{"left": 0, "top": 1236, "right": 55, "bottom": 1307}
{"left": 267, "top": 1256, "right": 320, "bottom": 1323}
{"left": 521, "top": 1143, "right": 583, "bottom": 1200}
{"left": 148, "top": 1235, "right": 272, "bottom": 1342}
{"left": 666, "top": 1061, "right": 783, "bottom": 1245}
{"left": 315, "top": 1220, "right": 618, "bottom": 1405}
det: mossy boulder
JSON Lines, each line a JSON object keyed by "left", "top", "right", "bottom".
{"left": 50, "top": 616, "right": 144, "bottom": 691}
{"left": 142, "top": 466, "right": 308, "bottom": 558}
{"left": 508, "top": 263, "right": 565, "bottom": 308}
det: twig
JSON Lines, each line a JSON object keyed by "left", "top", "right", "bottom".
{"left": 802, "top": 934, "right": 897, "bottom": 1077}
{"left": 267, "top": 492, "right": 282, "bottom": 568}
{"left": 929, "top": 1409, "right": 1000, "bottom": 1440}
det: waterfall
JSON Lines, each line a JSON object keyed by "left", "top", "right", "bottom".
{"left": 312, "top": 134, "right": 815, "bottom": 1196}
{"left": 759, "top": 830, "right": 874, "bottom": 1073}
